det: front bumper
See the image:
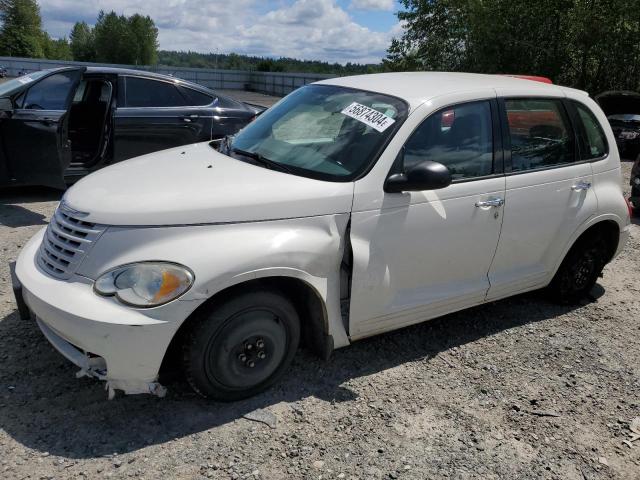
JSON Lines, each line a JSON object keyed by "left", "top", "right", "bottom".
{"left": 12, "top": 229, "right": 178, "bottom": 397}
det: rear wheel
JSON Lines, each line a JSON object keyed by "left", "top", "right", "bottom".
{"left": 183, "top": 289, "right": 300, "bottom": 401}
{"left": 546, "top": 234, "right": 608, "bottom": 304}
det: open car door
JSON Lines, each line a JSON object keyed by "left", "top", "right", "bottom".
{"left": 0, "top": 67, "right": 85, "bottom": 188}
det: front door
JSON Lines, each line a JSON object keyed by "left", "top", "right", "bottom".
{"left": 349, "top": 99, "right": 506, "bottom": 339}
{"left": 487, "top": 97, "right": 597, "bottom": 300}
{"left": 113, "top": 76, "right": 213, "bottom": 162}
{"left": 1, "top": 68, "right": 85, "bottom": 188}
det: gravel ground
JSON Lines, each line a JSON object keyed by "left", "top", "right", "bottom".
{"left": 0, "top": 160, "right": 638, "bottom": 480}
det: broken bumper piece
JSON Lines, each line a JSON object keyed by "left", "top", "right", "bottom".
{"left": 37, "top": 317, "right": 167, "bottom": 399}
{"left": 14, "top": 230, "right": 177, "bottom": 399}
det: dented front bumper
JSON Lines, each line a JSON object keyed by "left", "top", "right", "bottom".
{"left": 13, "top": 229, "right": 176, "bottom": 398}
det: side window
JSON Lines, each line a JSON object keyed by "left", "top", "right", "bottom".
{"left": 573, "top": 102, "right": 608, "bottom": 159}
{"left": 179, "top": 86, "right": 214, "bottom": 106}
{"left": 505, "top": 99, "right": 574, "bottom": 172}
{"left": 20, "top": 71, "right": 77, "bottom": 110}
{"left": 125, "top": 77, "right": 187, "bottom": 108}
{"left": 403, "top": 101, "right": 494, "bottom": 180}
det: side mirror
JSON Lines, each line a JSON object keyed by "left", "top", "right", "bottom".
{"left": 384, "top": 160, "right": 452, "bottom": 193}
{"left": 0, "top": 97, "right": 13, "bottom": 112}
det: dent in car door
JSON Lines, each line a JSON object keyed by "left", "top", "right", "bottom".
{"left": 1, "top": 68, "right": 85, "bottom": 188}
{"left": 113, "top": 76, "right": 213, "bottom": 162}
{"left": 348, "top": 99, "right": 506, "bottom": 339}
{"left": 486, "top": 97, "right": 597, "bottom": 300}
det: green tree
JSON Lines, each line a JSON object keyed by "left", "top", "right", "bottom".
{"left": 128, "top": 14, "right": 158, "bottom": 65}
{"left": 94, "top": 10, "right": 136, "bottom": 64}
{"left": 41, "top": 32, "right": 72, "bottom": 60}
{"left": 385, "top": 0, "right": 640, "bottom": 93}
{"left": 70, "top": 21, "right": 96, "bottom": 62}
{"left": 92, "top": 11, "right": 158, "bottom": 65}
{"left": 0, "top": 0, "right": 44, "bottom": 57}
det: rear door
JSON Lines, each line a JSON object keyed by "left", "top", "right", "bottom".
{"left": 1, "top": 68, "right": 85, "bottom": 188}
{"left": 113, "top": 76, "right": 213, "bottom": 162}
{"left": 486, "top": 96, "right": 597, "bottom": 300}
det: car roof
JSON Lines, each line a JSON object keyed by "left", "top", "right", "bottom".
{"left": 317, "top": 72, "right": 577, "bottom": 110}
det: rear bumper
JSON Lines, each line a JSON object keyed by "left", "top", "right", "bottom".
{"left": 13, "top": 230, "right": 177, "bottom": 397}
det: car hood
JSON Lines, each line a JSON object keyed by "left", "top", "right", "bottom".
{"left": 596, "top": 91, "right": 640, "bottom": 117}
{"left": 63, "top": 142, "right": 354, "bottom": 226}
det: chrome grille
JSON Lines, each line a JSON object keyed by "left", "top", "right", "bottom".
{"left": 37, "top": 206, "right": 106, "bottom": 279}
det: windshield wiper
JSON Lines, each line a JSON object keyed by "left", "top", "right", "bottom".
{"left": 231, "top": 147, "right": 294, "bottom": 174}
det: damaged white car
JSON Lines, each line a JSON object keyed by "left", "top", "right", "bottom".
{"left": 11, "top": 73, "right": 630, "bottom": 400}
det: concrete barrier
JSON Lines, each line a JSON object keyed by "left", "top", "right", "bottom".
{"left": 0, "top": 56, "right": 337, "bottom": 96}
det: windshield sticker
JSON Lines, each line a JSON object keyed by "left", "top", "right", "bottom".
{"left": 17, "top": 76, "right": 34, "bottom": 84}
{"left": 341, "top": 102, "right": 396, "bottom": 132}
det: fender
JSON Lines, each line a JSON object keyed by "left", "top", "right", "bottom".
{"left": 76, "top": 213, "right": 352, "bottom": 348}
{"left": 549, "top": 212, "right": 629, "bottom": 280}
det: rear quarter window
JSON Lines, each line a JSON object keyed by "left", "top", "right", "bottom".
{"left": 179, "top": 86, "right": 214, "bottom": 106}
{"left": 572, "top": 102, "right": 608, "bottom": 159}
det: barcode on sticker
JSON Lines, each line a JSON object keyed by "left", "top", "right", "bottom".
{"left": 341, "top": 102, "right": 395, "bottom": 132}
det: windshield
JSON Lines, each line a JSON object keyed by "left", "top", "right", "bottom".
{"left": 0, "top": 71, "right": 48, "bottom": 98}
{"left": 225, "top": 84, "right": 408, "bottom": 181}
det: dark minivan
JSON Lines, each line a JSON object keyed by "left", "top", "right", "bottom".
{"left": 0, "top": 67, "right": 263, "bottom": 188}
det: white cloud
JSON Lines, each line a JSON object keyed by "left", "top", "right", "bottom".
{"left": 350, "top": 0, "right": 395, "bottom": 11}
{"left": 38, "top": 0, "right": 397, "bottom": 64}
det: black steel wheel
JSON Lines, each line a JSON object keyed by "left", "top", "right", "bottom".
{"left": 546, "top": 234, "right": 607, "bottom": 304}
{"left": 183, "top": 288, "right": 300, "bottom": 401}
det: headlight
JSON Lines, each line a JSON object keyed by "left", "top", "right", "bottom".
{"left": 94, "top": 262, "right": 194, "bottom": 307}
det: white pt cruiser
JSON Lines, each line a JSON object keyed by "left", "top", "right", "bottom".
{"left": 11, "top": 73, "right": 630, "bottom": 400}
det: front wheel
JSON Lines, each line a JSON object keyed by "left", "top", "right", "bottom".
{"left": 183, "top": 289, "right": 300, "bottom": 401}
{"left": 546, "top": 234, "right": 607, "bottom": 304}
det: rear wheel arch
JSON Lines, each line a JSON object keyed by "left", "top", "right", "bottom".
{"left": 546, "top": 219, "right": 620, "bottom": 303}
{"left": 555, "top": 219, "right": 621, "bottom": 276}
{"left": 571, "top": 220, "right": 620, "bottom": 264}
{"left": 159, "top": 276, "right": 332, "bottom": 382}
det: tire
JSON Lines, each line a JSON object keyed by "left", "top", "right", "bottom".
{"left": 183, "top": 288, "right": 300, "bottom": 401}
{"left": 546, "top": 234, "right": 608, "bottom": 304}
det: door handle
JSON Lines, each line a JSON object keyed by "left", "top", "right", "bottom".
{"left": 475, "top": 197, "right": 504, "bottom": 208}
{"left": 40, "top": 118, "right": 54, "bottom": 126}
{"left": 571, "top": 181, "right": 592, "bottom": 192}
{"left": 183, "top": 114, "right": 199, "bottom": 122}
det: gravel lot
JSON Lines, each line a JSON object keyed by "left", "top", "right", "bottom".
{"left": 0, "top": 153, "right": 638, "bottom": 479}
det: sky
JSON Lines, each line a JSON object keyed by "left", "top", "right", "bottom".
{"left": 38, "top": 0, "right": 404, "bottom": 64}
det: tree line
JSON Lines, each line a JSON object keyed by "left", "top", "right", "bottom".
{"left": 157, "top": 51, "right": 380, "bottom": 75}
{"left": 385, "top": 0, "right": 640, "bottom": 94}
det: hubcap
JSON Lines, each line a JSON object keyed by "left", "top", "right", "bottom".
{"left": 205, "top": 309, "right": 287, "bottom": 390}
